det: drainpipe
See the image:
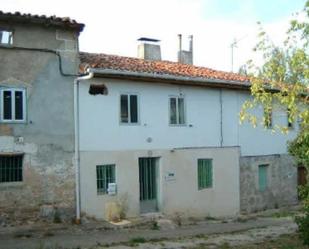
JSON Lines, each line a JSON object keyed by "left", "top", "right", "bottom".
{"left": 74, "top": 69, "right": 94, "bottom": 224}
{"left": 219, "top": 89, "right": 223, "bottom": 147}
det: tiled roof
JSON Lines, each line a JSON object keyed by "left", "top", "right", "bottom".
{"left": 0, "top": 11, "right": 84, "bottom": 32}
{"left": 79, "top": 52, "right": 250, "bottom": 84}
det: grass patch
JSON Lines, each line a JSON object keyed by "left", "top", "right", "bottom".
{"left": 127, "top": 237, "right": 147, "bottom": 246}
{"left": 271, "top": 210, "right": 294, "bottom": 218}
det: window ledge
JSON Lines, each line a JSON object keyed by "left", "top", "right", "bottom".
{"left": 0, "top": 44, "right": 13, "bottom": 47}
{"left": 0, "top": 120, "right": 27, "bottom": 124}
{"left": 169, "top": 124, "right": 187, "bottom": 127}
{"left": 119, "top": 123, "right": 140, "bottom": 126}
{"left": 0, "top": 182, "right": 24, "bottom": 189}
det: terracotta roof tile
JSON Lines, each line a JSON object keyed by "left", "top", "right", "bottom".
{"left": 0, "top": 11, "right": 84, "bottom": 32}
{"left": 79, "top": 52, "right": 249, "bottom": 84}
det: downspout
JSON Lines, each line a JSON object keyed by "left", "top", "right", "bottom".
{"left": 74, "top": 69, "right": 94, "bottom": 224}
{"left": 219, "top": 89, "right": 223, "bottom": 147}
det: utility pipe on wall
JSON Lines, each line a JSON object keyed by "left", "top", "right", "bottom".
{"left": 74, "top": 70, "right": 94, "bottom": 223}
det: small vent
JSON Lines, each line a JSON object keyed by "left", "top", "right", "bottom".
{"left": 89, "top": 84, "right": 108, "bottom": 95}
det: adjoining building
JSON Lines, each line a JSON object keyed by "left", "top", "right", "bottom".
{"left": 0, "top": 11, "right": 84, "bottom": 221}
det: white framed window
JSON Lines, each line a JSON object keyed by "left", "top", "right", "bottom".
{"left": 120, "top": 93, "right": 139, "bottom": 124}
{"left": 0, "top": 88, "right": 26, "bottom": 122}
{"left": 169, "top": 96, "right": 185, "bottom": 125}
{"left": 0, "top": 29, "right": 13, "bottom": 45}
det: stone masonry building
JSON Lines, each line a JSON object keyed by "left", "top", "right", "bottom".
{"left": 0, "top": 11, "right": 84, "bottom": 221}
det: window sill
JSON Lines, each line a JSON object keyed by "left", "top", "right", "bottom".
{"left": 119, "top": 123, "right": 140, "bottom": 126}
{"left": 198, "top": 187, "right": 213, "bottom": 191}
{"left": 0, "top": 181, "right": 24, "bottom": 189}
{"left": 169, "top": 124, "right": 187, "bottom": 127}
{"left": 0, "top": 44, "right": 13, "bottom": 47}
{"left": 0, "top": 120, "right": 27, "bottom": 124}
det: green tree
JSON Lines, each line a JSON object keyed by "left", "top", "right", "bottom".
{"left": 239, "top": 1, "right": 309, "bottom": 244}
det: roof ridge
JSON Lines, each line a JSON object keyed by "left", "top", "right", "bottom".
{"left": 79, "top": 52, "right": 248, "bottom": 79}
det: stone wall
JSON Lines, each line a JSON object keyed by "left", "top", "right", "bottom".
{"left": 240, "top": 154, "right": 298, "bottom": 213}
{"left": 0, "top": 22, "right": 79, "bottom": 224}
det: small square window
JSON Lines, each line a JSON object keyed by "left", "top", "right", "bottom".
{"left": 198, "top": 159, "right": 213, "bottom": 190}
{"left": 96, "top": 164, "right": 115, "bottom": 194}
{"left": 0, "top": 154, "right": 23, "bottom": 183}
{"left": 0, "top": 30, "right": 13, "bottom": 45}
{"left": 0, "top": 88, "right": 26, "bottom": 122}
{"left": 169, "top": 96, "right": 185, "bottom": 125}
{"left": 120, "top": 94, "right": 138, "bottom": 124}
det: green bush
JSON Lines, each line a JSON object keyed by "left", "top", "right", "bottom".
{"left": 295, "top": 185, "right": 309, "bottom": 245}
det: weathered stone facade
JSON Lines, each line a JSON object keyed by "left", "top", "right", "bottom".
{"left": 240, "top": 154, "right": 298, "bottom": 213}
{"left": 0, "top": 15, "right": 83, "bottom": 223}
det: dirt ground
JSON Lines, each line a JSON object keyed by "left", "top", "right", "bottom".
{"left": 0, "top": 207, "right": 304, "bottom": 249}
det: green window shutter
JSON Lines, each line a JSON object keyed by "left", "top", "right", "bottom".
{"left": 96, "top": 164, "right": 115, "bottom": 195}
{"left": 258, "top": 164, "right": 268, "bottom": 191}
{"left": 198, "top": 159, "right": 213, "bottom": 190}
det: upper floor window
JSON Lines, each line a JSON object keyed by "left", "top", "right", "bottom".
{"left": 287, "top": 108, "right": 293, "bottom": 128}
{"left": 169, "top": 96, "right": 185, "bottom": 125}
{"left": 120, "top": 94, "right": 138, "bottom": 124}
{"left": 263, "top": 106, "right": 272, "bottom": 128}
{"left": 0, "top": 88, "right": 26, "bottom": 122}
{"left": 0, "top": 29, "right": 13, "bottom": 45}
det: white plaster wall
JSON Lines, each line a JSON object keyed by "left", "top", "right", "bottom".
{"left": 80, "top": 147, "right": 240, "bottom": 219}
{"left": 79, "top": 79, "right": 298, "bottom": 156}
{"left": 236, "top": 92, "right": 297, "bottom": 156}
{"left": 79, "top": 79, "right": 221, "bottom": 151}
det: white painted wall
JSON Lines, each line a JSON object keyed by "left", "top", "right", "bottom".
{"left": 79, "top": 78, "right": 298, "bottom": 156}
{"left": 80, "top": 147, "right": 240, "bottom": 219}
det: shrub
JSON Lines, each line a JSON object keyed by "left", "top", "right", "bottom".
{"left": 295, "top": 185, "right": 309, "bottom": 245}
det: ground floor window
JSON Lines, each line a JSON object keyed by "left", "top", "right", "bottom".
{"left": 197, "top": 159, "right": 213, "bottom": 190}
{"left": 258, "top": 164, "right": 268, "bottom": 191}
{"left": 96, "top": 164, "right": 115, "bottom": 195}
{"left": 0, "top": 154, "right": 23, "bottom": 183}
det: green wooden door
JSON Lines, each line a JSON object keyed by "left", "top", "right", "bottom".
{"left": 139, "top": 157, "right": 158, "bottom": 213}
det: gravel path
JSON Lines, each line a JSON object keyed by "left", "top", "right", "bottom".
{"left": 0, "top": 217, "right": 297, "bottom": 249}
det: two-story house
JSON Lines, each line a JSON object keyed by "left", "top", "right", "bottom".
{"left": 0, "top": 11, "right": 299, "bottom": 222}
{"left": 0, "top": 11, "right": 84, "bottom": 221}
{"left": 78, "top": 38, "right": 298, "bottom": 220}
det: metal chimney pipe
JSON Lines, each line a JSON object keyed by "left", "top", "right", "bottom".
{"left": 189, "top": 35, "right": 193, "bottom": 52}
{"left": 178, "top": 34, "right": 182, "bottom": 53}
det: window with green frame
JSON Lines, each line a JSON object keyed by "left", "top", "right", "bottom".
{"left": 258, "top": 164, "right": 268, "bottom": 191}
{"left": 96, "top": 164, "right": 115, "bottom": 194}
{"left": 198, "top": 159, "right": 213, "bottom": 190}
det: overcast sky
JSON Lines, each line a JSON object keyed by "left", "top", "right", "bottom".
{"left": 1, "top": 0, "right": 306, "bottom": 72}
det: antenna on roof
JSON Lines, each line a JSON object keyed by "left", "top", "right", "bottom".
{"left": 230, "top": 35, "right": 247, "bottom": 72}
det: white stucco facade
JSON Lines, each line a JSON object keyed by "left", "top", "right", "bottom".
{"left": 78, "top": 78, "right": 298, "bottom": 219}
{"left": 79, "top": 79, "right": 297, "bottom": 155}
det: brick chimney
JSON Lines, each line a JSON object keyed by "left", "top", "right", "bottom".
{"left": 177, "top": 34, "right": 193, "bottom": 65}
{"left": 137, "top": 37, "right": 161, "bottom": 61}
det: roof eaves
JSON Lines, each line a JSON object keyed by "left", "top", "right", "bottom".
{"left": 88, "top": 68, "right": 251, "bottom": 90}
{"left": 0, "top": 11, "right": 85, "bottom": 32}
